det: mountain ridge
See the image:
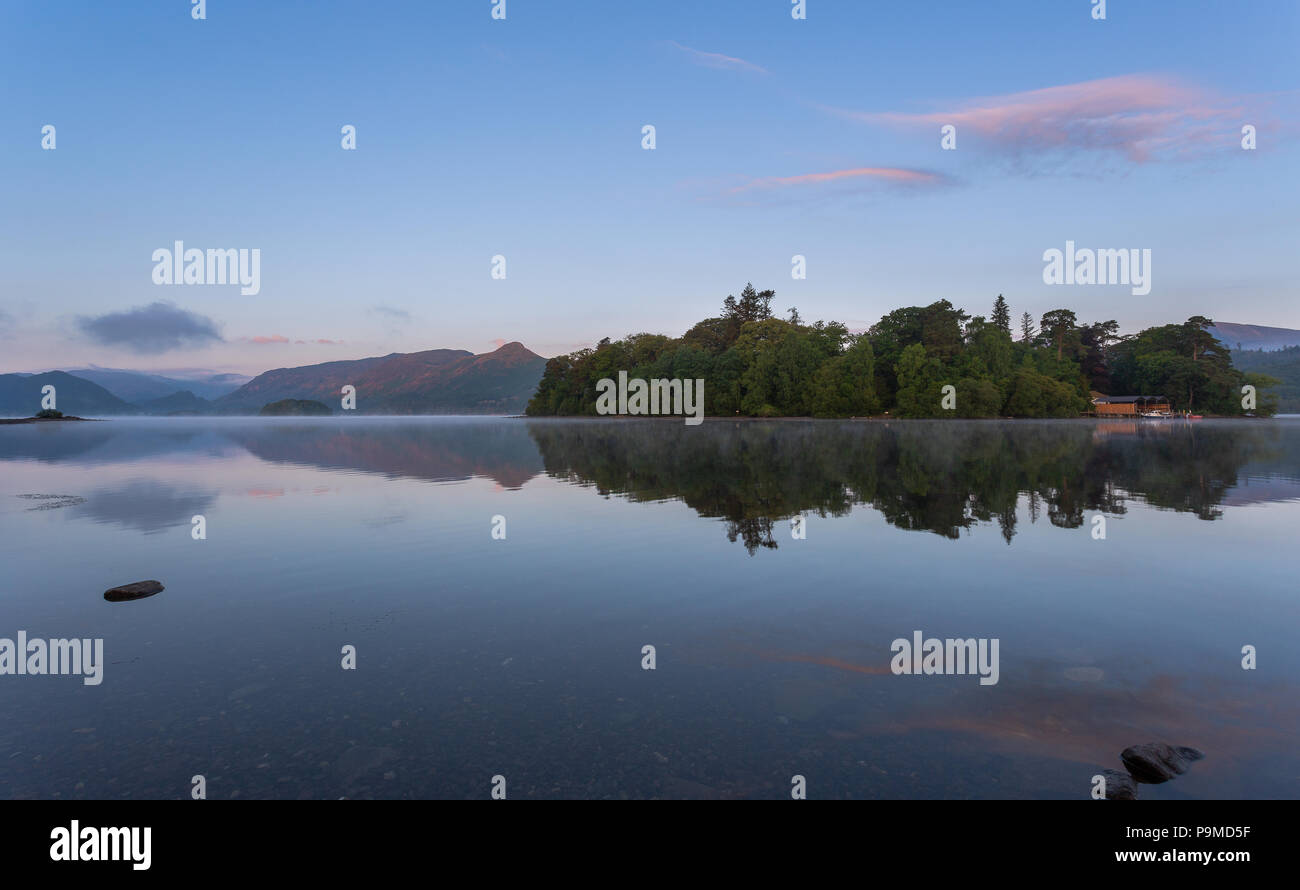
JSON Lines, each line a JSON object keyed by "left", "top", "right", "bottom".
{"left": 214, "top": 342, "right": 547, "bottom": 415}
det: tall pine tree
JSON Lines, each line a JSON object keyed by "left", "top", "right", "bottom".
{"left": 1019, "top": 312, "right": 1036, "bottom": 343}
{"left": 991, "top": 294, "right": 1011, "bottom": 334}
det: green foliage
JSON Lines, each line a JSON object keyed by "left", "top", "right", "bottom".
{"left": 893, "top": 344, "right": 946, "bottom": 418}
{"left": 991, "top": 294, "right": 1011, "bottom": 335}
{"left": 35, "top": 408, "right": 63, "bottom": 419}
{"left": 1234, "top": 346, "right": 1299, "bottom": 412}
{"left": 524, "top": 288, "right": 1274, "bottom": 420}
{"left": 1004, "top": 358, "right": 1083, "bottom": 417}
{"left": 1108, "top": 316, "right": 1264, "bottom": 413}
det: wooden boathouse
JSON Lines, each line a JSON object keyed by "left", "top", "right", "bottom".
{"left": 1090, "top": 394, "right": 1173, "bottom": 416}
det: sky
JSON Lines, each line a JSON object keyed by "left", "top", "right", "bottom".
{"left": 1, "top": 0, "right": 1297, "bottom": 376}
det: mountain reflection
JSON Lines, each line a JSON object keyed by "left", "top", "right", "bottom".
{"left": 526, "top": 419, "right": 1295, "bottom": 553}
{"left": 4, "top": 418, "right": 1294, "bottom": 551}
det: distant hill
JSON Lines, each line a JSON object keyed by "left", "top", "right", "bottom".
{"left": 1210, "top": 323, "right": 1300, "bottom": 352}
{"left": 1234, "top": 345, "right": 1300, "bottom": 413}
{"left": 215, "top": 342, "right": 547, "bottom": 414}
{"left": 136, "top": 390, "right": 212, "bottom": 415}
{"left": 0, "top": 371, "right": 137, "bottom": 417}
{"left": 65, "top": 367, "right": 250, "bottom": 402}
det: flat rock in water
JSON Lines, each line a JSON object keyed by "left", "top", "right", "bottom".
{"left": 104, "top": 580, "right": 164, "bottom": 602}
{"left": 1101, "top": 768, "right": 1138, "bottom": 800}
{"left": 1120, "top": 743, "right": 1204, "bottom": 784}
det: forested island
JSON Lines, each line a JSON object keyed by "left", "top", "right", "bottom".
{"left": 259, "top": 398, "right": 332, "bottom": 416}
{"left": 526, "top": 285, "right": 1279, "bottom": 418}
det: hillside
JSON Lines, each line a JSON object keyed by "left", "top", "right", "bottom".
{"left": 0, "top": 371, "right": 138, "bottom": 417}
{"left": 1210, "top": 323, "right": 1300, "bottom": 352}
{"left": 67, "top": 367, "right": 250, "bottom": 402}
{"left": 1234, "top": 346, "right": 1300, "bottom": 412}
{"left": 135, "top": 390, "right": 212, "bottom": 415}
{"left": 215, "top": 342, "right": 547, "bottom": 414}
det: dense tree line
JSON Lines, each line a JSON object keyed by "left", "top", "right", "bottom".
{"left": 526, "top": 285, "right": 1277, "bottom": 418}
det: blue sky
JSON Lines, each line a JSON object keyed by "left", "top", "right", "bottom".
{"left": 2, "top": 0, "right": 1297, "bottom": 375}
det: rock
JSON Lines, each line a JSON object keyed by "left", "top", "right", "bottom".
{"left": 103, "top": 580, "right": 164, "bottom": 602}
{"left": 1120, "top": 743, "right": 1205, "bottom": 784}
{"left": 1101, "top": 768, "right": 1138, "bottom": 800}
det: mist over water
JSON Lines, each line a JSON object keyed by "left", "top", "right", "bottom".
{"left": 2, "top": 417, "right": 1297, "bottom": 799}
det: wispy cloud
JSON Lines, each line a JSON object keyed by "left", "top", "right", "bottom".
{"left": 671, "top": 41, "right": 766, "bottom": 75}
{"left": 729, "top": 166, "right": 947, "bottom": 194}
{"left": 244, "top": 334, "right": 340, "bottom": 346}
{"left": 76, "top": 301, "right": 222, "bottom": 354}
{"left": 825, "top": 74, "right": 1248, "bottom": 163}
{"left": 370, "top": 305, "right": 411, "bottom": 322}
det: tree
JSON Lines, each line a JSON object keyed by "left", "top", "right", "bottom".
{"left": 1019, "top": 312, "right": 1036, "bottom": 344}
{"left": 724, "top": 283, "right": 774, "bottom": 324}
{"left": 1079, "top": 320, "right": 1119, "bottom": 392}
{"left": 1039, "top": 309, "right": 1079, "bottom": 362}
{"left": 893, "top": 344, "right": 947, "bottom": 418}
{"left": 810, "top": 336, "right": 877, "bottom": 416}
{"left": 1185, "top": 316, "right": 1218, "bottom": 362}
{"left": 991, "top": 294, "right": 1011, "bottom": 334}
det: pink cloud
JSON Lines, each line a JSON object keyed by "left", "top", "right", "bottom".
{"left": 729, "top": 166, "right": 945, "bottom": 194}
{"left": 248, "top": 335, "right": 290, "bottom": 344}
{"left": 828, "top": 74, "right": 1247, "bottom": 163}
{"left": 671, "top": 41, "right": 766, "bottom": 75}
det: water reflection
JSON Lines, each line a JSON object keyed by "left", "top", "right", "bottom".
{"left": 3, "top": 418, "right": 1294, "bottom": 547}
{"left": 2, "top": 417, "right": 1297, "bottom": 799}
{"left": 526, "top": 419, "right": 1294, "bottom": 552}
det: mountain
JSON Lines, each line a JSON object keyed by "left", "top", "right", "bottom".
{"left": 65, "top": 367, "right": 251, "bottom": 402}
{"left": 214, "top": 342, "right": 548, "bottom": 414}
{"left": 135, "top": 390, "right": 212, "bottom": 415}
{"left": 1209, "top": 323, "right": 1300, "bottom": 352}
{"left": 0, "top": 371, "right": 138, "bottom": 417}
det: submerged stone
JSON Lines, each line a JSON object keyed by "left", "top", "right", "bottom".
{"left": 1120, "top": 743, "right": 1204, "bottom": 784}
{"left": 104, "top": 580, "right": 164, "bottom": 602}
{"left": 1101, "top": 768, "right": 1138, "bottom": 800}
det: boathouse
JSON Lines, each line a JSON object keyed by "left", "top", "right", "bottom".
{"left": 1091, "top": 395, "right": 1172, "bottom": 416}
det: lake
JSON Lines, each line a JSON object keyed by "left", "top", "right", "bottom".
{"left": 1, "top": 416, "right": 1297, "bottom": 799}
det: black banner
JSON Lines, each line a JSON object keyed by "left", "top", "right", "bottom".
{"left": 2, "top": 801, "right": 1280, "bottom": 876}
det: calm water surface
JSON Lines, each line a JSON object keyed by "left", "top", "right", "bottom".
{"left": 2, "top": 417, "right": 1297, "bottom": 799}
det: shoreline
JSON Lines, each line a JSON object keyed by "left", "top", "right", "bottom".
{"left": 0, "top": 416, "right": 98, "bottom": 425}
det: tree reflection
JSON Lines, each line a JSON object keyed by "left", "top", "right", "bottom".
{"left": 527, "top": 419, "right": 1287, "bottom": 553}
